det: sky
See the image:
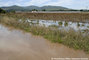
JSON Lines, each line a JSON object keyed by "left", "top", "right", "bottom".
{"left": 0, "top": 0, "right": 89, "bottom": 9}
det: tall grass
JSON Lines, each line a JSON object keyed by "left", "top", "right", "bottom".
{"left": 0, "top": 14, "right": 89, "bottom": 53}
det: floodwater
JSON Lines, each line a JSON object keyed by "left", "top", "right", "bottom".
{"left": 25, "top": 19, "right": 89, "bottom": 31}
{"left": 0, "top": 24, "right": 89, "bottom": 60}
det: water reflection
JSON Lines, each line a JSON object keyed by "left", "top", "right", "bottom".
{"left": 18, "top": 19, "right": 89, "bottom": 32}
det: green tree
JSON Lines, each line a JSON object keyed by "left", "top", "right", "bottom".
{"left": 32, "top": 9, "right": 38, "bottom": 11}
{"left": 42, "top": 9, "right": 46, "bottom": 11}
{"left": 0, "top": 8, "right": 6, "bottom": 13}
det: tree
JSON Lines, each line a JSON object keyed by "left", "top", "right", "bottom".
{"left": 80, "top": 9, "right": 83, "bottom": 12}
{"left": 42, "top": 9, "right": 46, "bottom": 11}
{"left": 32, "top": 9, "right": 38, "bottom": 11}
{"left": 0, "top": 8, "right": 6, "bottom": 13}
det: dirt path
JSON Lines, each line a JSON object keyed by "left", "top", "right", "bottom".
{"left": 0, "top": 24, "right": 89, "bottom": 60}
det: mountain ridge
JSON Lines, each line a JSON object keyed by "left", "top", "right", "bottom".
{"left": 1, "top": 5, "right": 70, "bottom": 11}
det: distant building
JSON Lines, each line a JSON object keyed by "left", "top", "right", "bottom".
{"left": 31, "top": 11, "right": 37, "bottom": 13}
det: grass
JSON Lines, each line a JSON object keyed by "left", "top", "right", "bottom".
{"left": 0, "top": 14, "right": 89, "bottom": 53}
{"left": 49, "top": 25, "right": 59, "bottom": 28}
{"left": 77, "top": 22, "right": 80, "bottom": 27}
{"left": 58, "top": 21, "right": 63, "bottom": 26}
{"left": 64, "top": 21, "right": 68, "bottom": 26}
{"left": 30, "top": 26, "right": 89, "bottom": 53}
{"left": 87, "top": 26, "right": 89, "bottom": 28}
{"left": 82, "top": 24, "right": 85, "bottom": 26}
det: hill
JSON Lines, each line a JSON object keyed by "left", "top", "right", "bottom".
{"left": 1, "top": 5, "right": 69, "bottom": 11}
{"left": 41, "top": 6, "right": 69, "bottom": 10}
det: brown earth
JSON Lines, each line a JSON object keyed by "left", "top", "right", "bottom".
{"left": 16, "top": 12, "right": 89, "bottom": 22}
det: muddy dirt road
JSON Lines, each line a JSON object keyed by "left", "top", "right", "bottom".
{"left": 0, "top": 24, "right": 89, "bottom": 60}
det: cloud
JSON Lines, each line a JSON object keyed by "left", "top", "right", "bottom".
{"left": 0, "top": 1, "right": 13, "bottom": 6}
{"left": 67, "top": 0, "right": 89, "bottom": 9}
{"left": 44, "top": 0, "right": 73, "bottom": 6}
{"left": 24, "top": 0, "right": 51, "bottom": 6}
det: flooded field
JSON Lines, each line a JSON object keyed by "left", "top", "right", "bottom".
{"left": 0, "top": 14, "right": 89, "bottom": 60}
{"left": 25, "top": 19, "right": 89, "bottom": 31}
{"left": 0, "top": 24, "right": 89, "bottom": 60}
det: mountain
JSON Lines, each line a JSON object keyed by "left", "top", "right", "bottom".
{"left": 41, "top": 6, "right": 69, "bottom": 10}
{"left": 1, "top": 5, "right": 69, "bottom": 11}
{"left": 1, "top": 5, "right": 24, "bottom": 11}
{"left": 25, "top": 5, "right": 40, "bottom": 10}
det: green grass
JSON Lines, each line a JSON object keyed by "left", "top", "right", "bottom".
{"left": 87, "top": 26, "right": 89, "bottom": 28}
{"left": 82, "top": 24, "right": 85, "bottom": 26}
{"left": 49, "top": 25, "right": 59, "bottom": 28}
{"left": 30, "top": 26, "right": 89, "bottom": 53}
{"left": 77, "top": 22, "right": 80, "bottom": 27}
{"left": 0, "top": 14, "right": 89, "bottom": 53}
{"left": 58, "top": 21, "right": 63, "bottom": 26}
{"left": 64, "top": 21, "right": 68, "bottom": 26}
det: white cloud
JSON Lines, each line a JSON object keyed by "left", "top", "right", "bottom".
{"left": 0, "top": 1, "right": 13, "bottom": 6}
{"left": 0, "top": 0, "right": 26, "bottom": 6}
{"left": 44, "top": 0, "right": 73, "bottom": 6}
{"left": 24, "top": 0, "right": 51, "bottom": 6}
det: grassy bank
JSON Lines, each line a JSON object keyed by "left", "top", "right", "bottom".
{"left": 0, "top": 14, "right": 89, "bottom": 53}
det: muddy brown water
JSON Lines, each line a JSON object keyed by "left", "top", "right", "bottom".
{"left": 0, "top": 24, "right": 89, "bottom": 60}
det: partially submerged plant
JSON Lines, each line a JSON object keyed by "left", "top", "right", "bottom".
{"left": 77, "top": 22, "right": 80, "bottom": 27}
{"left": 64, "top": 21, "right": 68, "bottom": 26}
{"left": 58, "top": 21, "right": 63, "bottom": 26}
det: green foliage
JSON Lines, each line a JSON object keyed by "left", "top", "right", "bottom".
{"left": 77, "top": 23, "right": 80, "bottom": 27}
{"left": 49, "top": 25, "right": 59, "bottom": 28}
{"left": 58, "top": 21, "right": 63, "bottom": 25}
{"left": 0, "top": 8, "right": 6, "bottom": 13}
{"left": 42, "top": 9, "right": 46, "bottom": 11}
{"left": 64, "top": 22, "right": 68, "bottom": 26}
{"left": 32, "top": 9, "right": 38, "bottom": 11}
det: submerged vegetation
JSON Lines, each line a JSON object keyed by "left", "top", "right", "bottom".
{"left": 0, "top": 14, "right": 89, "bottom": 53}
{"left": 58, "top": 21, "right": 63, "bottom": 25}
{"left": 64, "top": 21, "right": 68, "bottom": 26}
{"left": 77, "top": 22, "right": 80, "bottom": 27}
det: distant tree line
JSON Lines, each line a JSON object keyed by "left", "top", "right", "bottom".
{"left": 29, "top": 9, "right": 89, "bottom": 12}
{"left": 42, "top": 9, "right": 89, "bottom": 12}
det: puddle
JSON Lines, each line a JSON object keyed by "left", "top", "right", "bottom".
{"left": 0, "top": 24, "right": 89, "bottom": 60}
